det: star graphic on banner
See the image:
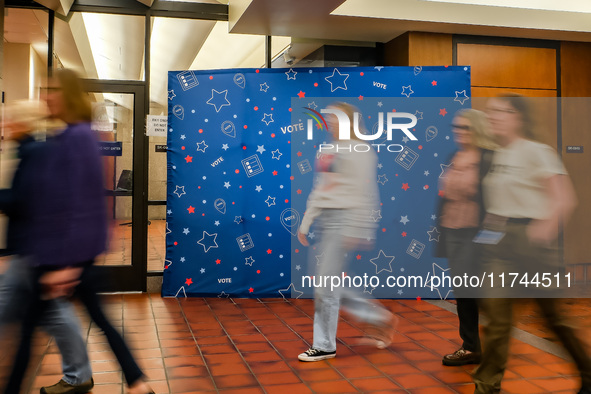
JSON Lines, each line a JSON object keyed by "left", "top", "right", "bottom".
{"left": 427, "top": 263, "right": 453, "bottom": 300}
{"left": 255, "top": 185, "right": 262, "bottom": 192}
{"left": 224, "top": 182, "right": 231, "bottom": 189}
{"left": 180, "top": 135, "right": 186, "bottom": 140}
{"left": 271, "top": 149, "right": 282, "bottom": 160}
{"left": 297, "top": 90, "right": 306, "bottom": 98}
{"left": 439, "top": 108, "right": 448, "bottom": 116}
{"left": 295, "top": 265, "right": 301, "bottom": 270}
{"left": 427, "top": 227, "right": 441, "bottom": 242}
{"left": 440, "top": 162, "right": 452, "bottom": 178}
{"left": 221, "top": 144, "right": 229, "bottom": 151}
{"left": 196, "top": 141, "right": 208, "bottom": 152}
{"left": 265, "top": 196, "right": 276, "bottom": 207}
{"left": 377, "top": 163, "right": 383, "bottom": 169}
{"left": 370, "top": 250, "right": 395, "bottom": 274}
{"left": 374, "top": 66, "right": 384, "bottom": 71}
{"left": 431, "top": 214, "right": 437, "bottom": 220}
{"left": 377, "top": 101, "right": 383, "bottom": 107}
{"left": 183, "top": 228, "right": 190, "bottom": 235}
{"left": 402, "top": 183, "right": 410, "bottom": 191}
{"left": 166, "top": 223, "right": 172, "bottom": 234}
{"left": 278, "top": 283, "right": 304, "bottom": 300}
{"left": 167, "top": 209, "right": 172, "bottom": 215}
{"left": 256, "top": 145, "right": 266, "bottom": 154}
{"left": 272, "top": 170, "right": 278, "bottom": 176}
{"left": 401, "top": 85, "right": 414, "bottom": 97}
{"left": 185, "top": 155, "right": 193, "bottom": 163}
{"left": 401, "top": 231, "right": 407, "bottom": 237}
{"left": 455, "top": 90, "right": 470, "bottom": 105}
{"left": 308, "top": 232, "right": 315, "bottom": 239}
{"left": 415, "top": 110, "right": 423, "bottom": 120}
{"left": 371, "top": 210, "right": 382, "bottom": 222}
{"left": 402, "top": 136, "right": 409, "bottom": 143}
{"left": 315, "top": 252, "right": 325, "bottom": 266}
{"left": 363, "top": 286, "right": 376, "bottom": 295}
{"left": 424, "top": 170, "right": 430, "bottom": 176}
{"left": 307, "top": 101, "right": 318, "bottom": 110}
{"left": 234, "top": 216, "right": 243, "bottom": 224}
{"left": 431, "top": 80, "right": 437, "bottom": 86}
{"left": 285, "top": 68, "right": 297, "bottom": 80}
{"left": 325, "top": 68, "right": 349, "bottom": 92}
{"left": 400, "top": 215, "right": 410, "bottom": 225}
{"left": 168, "top": 90, "right": 176, "bottom": 100}
{"left": 200, "top": 268, "right": 205, "bottom": 274}
{"left": 262, "top": 113, "right": 274, "bottom": 125}
{"left": 377, "top": 174, "right": 388, "bottom": 185}
{"left": 187, "top": 206, "right": 195, "bottom": 214}
{"left": 185, "top": 278, "right": 193, "bottom": 286}
{"left": 217, "top": 291, "right": 230, "bottom": 298}
{"left": 260, "top": 82, "right": 270, "bottom": 92}
{"left": 398, "top": 289, "right": 403, "bottom": 295}
{"left": 206, "top": 89, "right": 231, "bottom": 112}
{"left": 214, "top": 220, "right": 220, "bottom": 226}
{"left": 197, "top": 231, "right": 218, "bottom": 252}
{"left": 215, "top": 259, "right": 221, "bottom": 264}
{"left": 175, "top": 286, "right": 187, "bottom": 298}
{"left": 245, "top": 256, "right": 255, "bottom": 266}
{"left": 174, "top": 186, "right": 186, "bottom": 198}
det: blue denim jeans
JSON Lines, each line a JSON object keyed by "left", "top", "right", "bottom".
{"left": 311, "top": 210, "right": 391, "bottom": 352}
{"left": 0, "top": 258, "right": 92, "bottom": 386}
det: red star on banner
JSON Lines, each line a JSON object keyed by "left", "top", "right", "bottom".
{"left": 267, "top": 249, "right": 272, "bottom": 254}
{"left": 431, "top": 80, "right": 437, "bottom": 86}
{"left": 297, "top": 189, "right": 302, "bottom": 194}
{"left": 316, "top": 122, "right": 323, "bottom": 129}
{"left": 438, "top": 190, "right": 445, "bottom": 197}
{"left": 439, "top": 108, "right": 447, "bottom": 116}
{"left": 297, "top": 152, "right": 302, "bottom": 157}
{"left": 215, "top": 259, "right": 221, "bottom": 264}
{"left": 402, "top": 232, "right": 407, "bottom": 237}
{"left": 185, "top": 155, "right": 193, "bottom": 163}
{"left": 185, "top": 278, "right": 193, "bottom": 286}
{"left": 187, "top": 206, "right": 195, "bottom": 214}
{"left": 249, "top": 287, "right": 254, "bottom": 293}
{"left": 272, "top": 170, "right": 278, "bottom": 176}
{"left": 358, "top": 95, "right": 364, "bottom": 100}
{"left": 356, "top": 254, "right": 361, "bottom": 260}
{"left": 401, "top": 183, "right": 410, "bottom": 191}
{"left": 417, "top": 296, "right": 422, "bottom": 301}
{"left": 297, "top": 90, "right": 306, "bottom": 98}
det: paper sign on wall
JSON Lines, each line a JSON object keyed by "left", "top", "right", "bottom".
{"left": 147, "top": 115, "right": 168, "bottom": 137}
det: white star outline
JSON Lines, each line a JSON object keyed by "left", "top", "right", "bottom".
{"left": 455, "top": 90, "right": 470, "bottom": 105}
{"left": 401, "top": 85, "right": 414, "bottom": 97}
{"left": 174, "top": 186, "right": 186, "bottom": 198}
{"left": 197, "top": 231, "right": 219, "bottom": 253}
{"left": 278, "top": 283, "right": 304, "bottom": 299}
{"left": 285, "top": 69, "right": 297, "bottom": 80}
{"left": 427, "top": 227, "right": 441, "bottom": 242}
{"left": 325, "top": 68, "right": 349, "bottom": 92}
{"left": 262, "top": 113, "right": 274, "bottom": 126}
{"left": 206, "top": 89, "right": 231, "bottom": 113}
{"left": 271, "top": 149, "right": 282, "bottom": 160}
{"left": 370, "top": 250, "right": 395, "bottom": 275}
{"left": 424, "top": 263, "right": 453, "bottom": 300}
{"left": 196, "top": 141, "right": 208, "bottom": 153}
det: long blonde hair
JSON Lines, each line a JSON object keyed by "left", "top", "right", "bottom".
{"left": 455, "top": 108, "right": 498, "bottom": 150}
{"left": 53, "top": 69, "right": 92, "bottom": 123}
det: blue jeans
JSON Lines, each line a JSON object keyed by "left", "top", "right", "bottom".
{"left": 0, "top": 258, "right": 92, "bottom": 390}
{"left": 311, "top": 210, "right": 391, "bottom": 352}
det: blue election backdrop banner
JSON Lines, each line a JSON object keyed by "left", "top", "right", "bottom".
{"left": 164, "top": 66, "right": 471, "bottom": 299}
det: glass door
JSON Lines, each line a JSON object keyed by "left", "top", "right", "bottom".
{"left": 85, "top": 80, "right": 147, "bottom": 292}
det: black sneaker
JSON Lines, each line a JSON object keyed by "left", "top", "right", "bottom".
{"left": 40, "top": 378, "right": 94, "bottom": 394}
{"left": 298, "top": 347, "right": 336, "bottom": 362}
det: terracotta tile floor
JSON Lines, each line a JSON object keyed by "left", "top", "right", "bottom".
{"left": 2, "top": 295, "right": 590, "bottom": 394}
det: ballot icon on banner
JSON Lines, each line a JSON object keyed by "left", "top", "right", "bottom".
{"left": 221, "top": 121, "right": 236, "bottom": 138}
{"left": 236, "top": 233, "right": 254, "bottom": 252}
{"left": 280, "top": 208, "right": 301, "bottom": 236}
{"left": 406, "top": 239, "right": 426, "bottom": 259}
{"left": 241, "top": 155, "right": 264, "bottom": 177}
{"left": 177, "top": 71, "right": 199, "bottom": 91}
{"left": 297, "top": 159, "right": 312, "bottom": 174}
{"left": 214, "top": 198, "right": 226, "bottom": 214}
{"left": 396, "top": 147, "right": 419, "bottom": 170}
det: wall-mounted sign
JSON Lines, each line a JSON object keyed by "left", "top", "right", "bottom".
{"left": 155, "top": 144, "right": 168, "bottom": 152}
{"left": 99, "top": 141, "right": 123, "bottom": 156}
{"left": 566, "top": 146, "right": 584, "bottom": 153}
{"left": 147, "top": 115, "right": 168, "bottom": 137}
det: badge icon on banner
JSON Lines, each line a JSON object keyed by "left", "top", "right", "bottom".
{"left": 221, "top": 121, "right": 236, "bottom": 138}
{"left": 233, "top": 73, "right": 246, "bottom": 89}
{"left": 173, "top": 105, "right": 184, "bottom": 120}
{"left": 241, "top": 154, "right": 264, "bottom": 177}
{"left": 426, "top": 126, "right": 438, "bottom": 142}
{"left": 280, "top": 208, "right": 300, "bottom": 236}
{"left": 214, "top": 198, "right": 226, "bottom": 214}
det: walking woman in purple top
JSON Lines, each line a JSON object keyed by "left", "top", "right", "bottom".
{"left": 5, "top": 69, "right": 154, "bottom": 394}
